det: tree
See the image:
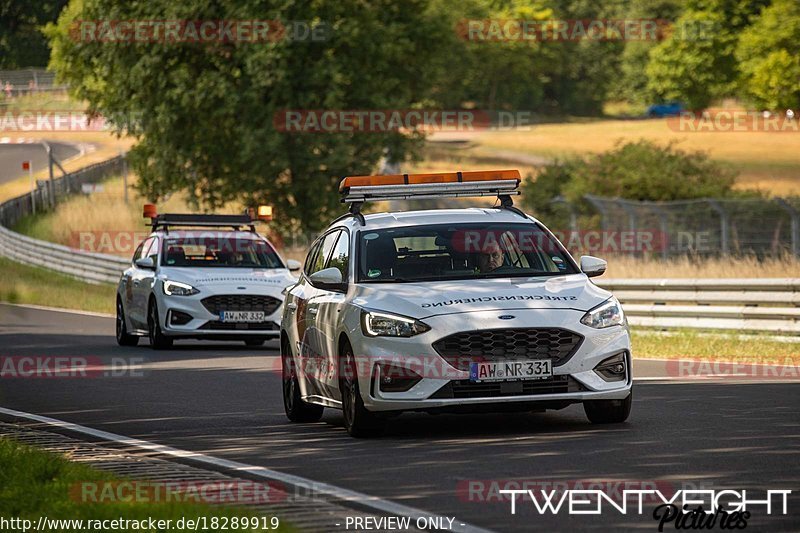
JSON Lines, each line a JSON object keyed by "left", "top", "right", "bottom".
{"left": 736, "top": 0, "right": 800, "bottom": 110}
{"left": 645, "top": 0, "right": 769, "bottom": 109}
{"left": 47, "top": 0, "right": 444, "bottom": 235}
{"left": 0, "top": 0, "right": 68, "bottom": 68}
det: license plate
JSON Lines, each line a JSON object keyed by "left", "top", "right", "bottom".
{"left": 469, "top": 359, "right": 552, "bottom": 382}
{"left": 219, "top": 311, "right": 266, "bottom": 323}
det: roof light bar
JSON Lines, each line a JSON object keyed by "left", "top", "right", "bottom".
{"left": 339, "top": 170, "right": 521, "bottom": 203}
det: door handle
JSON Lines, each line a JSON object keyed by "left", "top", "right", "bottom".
{"left": 308, "top": 307, "right": 318, "bottom": 315}
{"left": 133, "top": 280, "right": 140, "bottom": 287}
{"left": 287, "top": 302, "right": 297, "bottom": 311}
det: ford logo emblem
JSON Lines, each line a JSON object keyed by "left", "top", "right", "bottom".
{"left": 498, "top": 315, "right": 515, "bottom": 320}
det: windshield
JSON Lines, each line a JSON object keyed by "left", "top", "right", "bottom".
{"left": 161, "top": 236, "right": 284, "bottom": 268}
{"left": 357, "top": 223, "right": 578, "bottom": 283}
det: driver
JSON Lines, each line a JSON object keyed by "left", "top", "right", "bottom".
{"left": 476, "top": 241, "right": 505, "bottom": 273}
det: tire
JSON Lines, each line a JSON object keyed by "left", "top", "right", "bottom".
{"left": 115, "top": 298, "right": 139, "bottom": 347}
{"left": 340, "top": 344, "right": 385, "bottom": 438}
{"left": 282, "top": 337, "right": 324, "bottom": 423}
{"left": 147, "top": 299, "right": 173, "bottom": 350}
{"left": 244, "top": 338, "right": 266, "bottom": 347}
{"left": 584, "top": 390, "right": 632, "bottom": 424}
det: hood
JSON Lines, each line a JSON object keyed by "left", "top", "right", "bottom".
{"left": 353, "top": 274, "right": 612, "bottom": 319}
{"left": 159, "top": 267, "right": 296, "bottom": 292}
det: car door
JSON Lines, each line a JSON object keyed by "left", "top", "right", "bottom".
{"left": 301, "top": 230, "right": 341, "bottom": 397}
{"left": 312, "top": 229, "right": 351, "bottom": 401}
{"left": 130, "top": 236, "right": 159, "bottom": 328}
{"left": 120, "top": 241, "right": 145, "bottom": 328}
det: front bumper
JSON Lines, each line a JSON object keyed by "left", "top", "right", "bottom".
{"left": 347, "top": 308, "right": 632, "bottom": 412}
{"left": 156, "top": 292, "right": 282, "bottom": 338}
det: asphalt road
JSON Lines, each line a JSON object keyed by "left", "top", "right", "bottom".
{"left": 0, "top": 303, "right": 798, "bottom": 532}
{"left": 0, "top": 142, "right": 80, "bottom": 184}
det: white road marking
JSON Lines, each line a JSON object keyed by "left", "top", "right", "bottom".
{"left": 0, "top": 407, "right": 491, "bottom": 533}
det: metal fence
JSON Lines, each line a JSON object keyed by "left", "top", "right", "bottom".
{"left": 550, "top": 195, "right": 800, "bottom": 258}
{"left": 0, "top": 69, "right": 66, "bottom": 95}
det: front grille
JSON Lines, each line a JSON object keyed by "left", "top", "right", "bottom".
{"left": 201, "top": 295, "right": 281, "bottom": 315}
{"left": 198, "top": 321, "right": 279, "bottom": 331}
{"left": 432, "top": 328, "right": 583, "bottom": 370}
{"left": 430, "top": 376, "right": 585, "bottom": 399}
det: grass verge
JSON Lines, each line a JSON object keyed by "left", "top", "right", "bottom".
{"left": 0, "top": 257, "right": 115, "bottom": 315}
{"left": 0, "top": 438, "right": 291, "bottom": 532}
{"left": 632, "top": 329, "right": 799, "bottom": 364}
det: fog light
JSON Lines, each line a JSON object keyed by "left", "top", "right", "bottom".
{"left": 169, "top": 310, "right": 193, "bottom": 325}
{"left": 594, "top": 353, "right": 627, "bottom": 382}
{"left": 376, "top": 363, "right": 422, "bottom": 393}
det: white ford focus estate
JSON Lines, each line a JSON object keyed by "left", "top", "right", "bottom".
{"left": 280, "top": 170, "right": 632, "bottom": 437}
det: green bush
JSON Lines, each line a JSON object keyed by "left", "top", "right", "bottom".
{"left": 521, "top": 139, "right": 738, "bottom": 218}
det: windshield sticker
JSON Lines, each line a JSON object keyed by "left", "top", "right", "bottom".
{"left": 367, "top": 268, "right": 382, "bottom": 278}
{"left": 363, "top": 233, "right": 379, "bottom": 240}
{"left": 421, "top": 294, "right": 578, "bottom": 308}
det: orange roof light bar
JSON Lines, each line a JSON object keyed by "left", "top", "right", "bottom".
{"left": 339, "top": 169, "right": 520, "bottom": 192}
{"left": 339, "top": 169, "right": 521, "bottom": 205}
{"left": 143, "top": 204, "right": 158, "bottom": 219}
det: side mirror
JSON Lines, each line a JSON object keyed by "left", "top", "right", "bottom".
{"left": 286, "top": 259, "right": 301, "bottom": 272}
{"left": 580, "top": 255, "right": 607, "bottom": 278}
{"left": 135, "top": 257, "right": 155, "bottom": 270}
{"left": 309, "top": 267, "right": 345, "bottom": 291}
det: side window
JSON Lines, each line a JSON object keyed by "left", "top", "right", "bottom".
{"left": 132, "top": 241, "right": 145, "bottom": 264}
{"left": 136, "top": 238, "right": 153, "bottom": 262}
{"left": 309, "top": 231, "right": 339, "bottom": 275}
{"left": 146, "top": 237, "right": 160, "bottom": 262}
{"left": 304, "top": 240, "right": 321, "bottom": 275}
{"left": 327, "top": 231, "right": 350, "bottom": 281}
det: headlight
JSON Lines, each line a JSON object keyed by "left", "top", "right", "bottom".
{"left": 361, "top": 310, "right": 430, "bottom": 337}
{"left": 580, "top": 299, "right": 624, "bottom": 329}
{"left": 163, "top": 280, "right": 199, "bottom": 296}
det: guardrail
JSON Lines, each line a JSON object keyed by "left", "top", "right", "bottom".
{"left": 0, "top": 155, "right": 797, "bottom": 333}
{"left": 0, "top": 155, "right": 128, "bottom": 284}
{"left": 595, "top": 278, "right": 800, "bottom": 334}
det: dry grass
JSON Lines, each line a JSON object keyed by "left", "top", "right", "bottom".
{"left": 632, "top": 330, "right": 800, "bottom": 364}
{"left": 470, "top": 119, "right": 800, "bottom": 195}
{"left": 0, "top": 130, "right": 135, "bottom": 203}
{"left": 603, "top": 253, "right": 800, "bottom": 278}
{"left": 15, "top": 174, "right": 246, "bottom": 257}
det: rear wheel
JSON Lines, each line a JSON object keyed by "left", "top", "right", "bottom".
{"left": 584, "top": 391, "right": 632, "bottom": 424}
{"left": 282, "top": 337, "right": 323, "bottom": 422}
{"left": 115, "top": 298, "right": 139, "bottom": 346}
{"left": 340, "top": 344, "right": 385, "bottom": 438}
{"left": 147, "top": 299, "right": 173, "bottom": 350}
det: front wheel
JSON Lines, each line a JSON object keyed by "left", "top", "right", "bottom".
{"left": 115, "top": 298, "right": 139, "bottom": 346}
{"left": 282, "top": 338, "right": 323, "bottom": 422}
{"left": 147, "top": 299, "right": 173, "bottom": 350}
{"left": 340, "top": 346, "right": 385, "bottom": 438}
{"left": 584, "top": 391, "right": 632, "bottom": 424}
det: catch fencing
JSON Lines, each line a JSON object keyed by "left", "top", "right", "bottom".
{"left": 551, "top": 194, "right": 800, "bottom": 258}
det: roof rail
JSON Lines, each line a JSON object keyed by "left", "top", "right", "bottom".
{"left": 149, "top": 213, "right": 257, "bottom": 232}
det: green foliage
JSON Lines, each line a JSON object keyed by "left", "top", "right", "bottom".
{"left": 520, "top": 139, "right": 737, "bottom": 219}
{"left": 0, "top": 0, "right": 67, "bottom": 68}
{"left": 736, "top": 0, "right": 800, "bottom": 110}
{"left": 46, "top": 0, "right": 443, "bottom": 235}
{"left": 645, "top": 0, "right": 770, "bottom": 109}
